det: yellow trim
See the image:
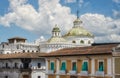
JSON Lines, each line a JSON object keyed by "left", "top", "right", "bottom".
{"left": 67, "top": 60, "right": 71, "bottom": 73}
{"left": 104, "top": 59, "right": 107, "bottom": 74}
{"left": 95, "top": 59, "right": 98, "bottom": 71}
{"left": 88, "top": 59, "right": 91, "bottom": 73}
{"left": 48, "top": 60, "right": 50, "bottom": 70}
{"left": 48, "top": 75, "right": 56, "bottom": 78}
{"left": 77, "top": 59, "right": 82, "bottom": 73}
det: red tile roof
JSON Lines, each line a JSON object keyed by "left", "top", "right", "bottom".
{"left": 43, "top": 44, "right": 118, "bottom": 57}
{"left": 8, "top": 37, "right": 27, "bottom": 40}
{"left": 0, "top": 44, "right": 119, "bottom": 59}
{"left": 0, "top": 53, "right": 46, "bottom": 59}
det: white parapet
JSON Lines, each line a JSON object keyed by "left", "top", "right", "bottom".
{"left": 69, "top": 70, "right": 77, "bottom": 74}
{"left": 95, "top": 71, "right": 104, "bottom": 77}
{"left": 79, "top": 71, "right": 88, "bottom": 76}
{"left": 58, "top": 70, "right": 66, "bottom": 74}
{"left": 46, "top": 70, "right": 54, "bottom": 74}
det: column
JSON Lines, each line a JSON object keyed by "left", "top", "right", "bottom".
{"left": 45, "top": 59, "right": 48, "bottom": 78}
{"left": 91, "top": 59, "right": 95, "bottom": 75}
{"left": 56, "top": 59, "right": 59, "bottom": 78}
{"left": 112, "top": 57, "right": 115, "bottom": 78}
{"left": 107, "top": 58, "right": 112, "bottom": 75}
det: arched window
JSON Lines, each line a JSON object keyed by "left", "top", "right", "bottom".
{"left": 2, "top": 45, "right": 4, "bottom": 48}
{"left": 27, "top": 50, "right": 29, "bottom": 53}
{"left": 23, "top": 50, "right": 25, "bottom": 53}
{"left": 14, "top": 63, "right": 18, "bottom": 68}
{"left": 88, "top": 41, "right": 91, "bottom": 44}
{"left": 80, "top": 40, "right": 84, "bottom": 44}
{"left": 5, "top": 76, "right": 8, "bottom": 78}
{"left": 6, "top": 63, "right": 8, "bottom": 68}
{"left": 72, "top": 41, "right": 76, "bottom": 43}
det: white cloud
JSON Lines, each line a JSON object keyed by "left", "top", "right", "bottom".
{"left": 113, "top": 0, "right": 120, "bottom": 3}
{"left": 79, "top": 0, "right": 84, "bottom": 7}
{"left": 65, "top": 0, "right": 84, "bottom": 7}
{"left": 65, "top": 0, "right": 76, "bottom": 3}
{"left": 0, "top": 0, "right": 75, "bottom": 36}
{"left": 0, "top": 0, "right": 120, "bottom": 43}
{"left": 80, "top": 13, "right": 120, "bottom": 43}
{"left": 113, "top": 9, "right": 120, "bottom": 19}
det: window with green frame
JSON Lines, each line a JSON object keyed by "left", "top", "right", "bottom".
{"left": 80, "top": 40, "right": 84, "bottom": 44}
{"left": 60, "top": 62, "right": 66, "bottom": 71}
{"left": 50, "top": 62, "right": 54, "bottom": 71}
{"left": 72, "top": 41, "right": 76, "bottom": 43}
{"left": 82, "top": 61, "right": 88, "bottom": 71}
{"left": 98, "top": 61, "right": 104, "bottom": 71}
{"left": 72, "top": 62, "right": 77, "bottom": 71}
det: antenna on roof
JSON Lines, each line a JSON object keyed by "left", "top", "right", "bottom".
{"left": 77, "top": 10, "right": 79, "bottom": 18}
{"left": 76, "top": 0, "right": 79, "bottom": 18}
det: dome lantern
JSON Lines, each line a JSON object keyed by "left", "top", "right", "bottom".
{"left": 73, "top": 18, "right": 83, "bottom": 28}
{"left": 52, "top": 24, "right": 61, "bottom": 37}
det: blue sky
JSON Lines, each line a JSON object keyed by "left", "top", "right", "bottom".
{"left": 0, "top": 0, "right": 120, "bottom": 43}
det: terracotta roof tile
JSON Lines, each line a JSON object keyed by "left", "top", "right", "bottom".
{"left": 43, "top": 44, "right": 118, "bottom": 57}
{"left": 8, "top": 37, "right": 27, "bottom": 40}
{"left": 0, "top": 53, "right": 46, "bottom": 59}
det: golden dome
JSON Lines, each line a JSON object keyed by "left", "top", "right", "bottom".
{"left": 63, "top": 27, "right": 94, "bottom": 37}
{"left": 63, "top": 17, "right": 94, "bottom": 37}
{"left": 47, "top": 37, "right": 66, "bottom": 43}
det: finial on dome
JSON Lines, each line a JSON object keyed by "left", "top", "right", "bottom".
{"left": 52, "top": 24, "right": 61, "bottom": 37}
{"left": 55, "top": 24, "right": 57, "bottom": 27}
{"left": 52, "top": 24, "right": 60, "bottom": 32}
{"left": 77, "top": 10, "right": 79, "bottom": 19}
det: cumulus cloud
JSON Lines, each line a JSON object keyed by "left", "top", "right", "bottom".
{"left": 0, "top": 0, "right": 120, "bottom": 43}
{"left": 80, "top": 13, "right": 120, "bottom": 43}
{"left": 65, "top": 0, "right": 76, "bottom": 3}
{"left": 112, "top": 0, "right": 120, "bottom": 18}
{"left": 113, "top": 0, "right": 120, "bottom": 3}
{"left": 65, "top": 0, "right": 84, "bottom": 7}
{"left": 0, "top": 0, "right": 75, "bottom": 35}
{"left": 113, "top": 10, "right": 120, "bottom": 19}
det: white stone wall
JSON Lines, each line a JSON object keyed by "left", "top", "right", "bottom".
{"left": 31, "top": 70, "right": 45, "bottom": 78}
{"left": 0, "top": 42, "right": 39, "bottom": 54}
{"left": 64, "top": 36, "right": 94, "bottom": 46}
{"left": 30, "top": 59, "right": 45, "bottom": 69}
{"left": 0, "top": 71, "right": 20, "bottom": 78}
{"left": 0, "top": 58, "right": 46, "bottom": 78}
{"left": 40, "top": 43, "right": 73, "bottom": 53}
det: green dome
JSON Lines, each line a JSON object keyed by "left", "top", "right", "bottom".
{"left": 52, "top": 25, "right": 60, "bottom": 32}
{"left": 73, "top": 18, "right": 82, "bottom": 24}
{"left": 47, "top": 37, "right": 66, "bottom": 43}
{"left": 63, "top": 27, "right": 94, "bottom": 37}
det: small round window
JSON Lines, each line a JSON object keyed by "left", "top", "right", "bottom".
{"left": 80, "top": 40, "right": 84, "bottom": 44}
{"left": 88, "top": 41, "right": 91, "bottom": 44}
{"left": 72, "top": 41, "right": 76, "bottom": 43}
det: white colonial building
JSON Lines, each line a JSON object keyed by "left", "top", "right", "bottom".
{"left": 40, "top": 17, "right": 94, "bottom": 53}
{"left": 0, "top": 16, "right": 95, "bottom": 78}
{"left": 0, "top": 37, "right": 39, "bottom": 54}
{"left": 0, "top": 17, "right": 94, "bottom": 54}
{"left": 0, "top": 53, "right": 46, "bottom": 78}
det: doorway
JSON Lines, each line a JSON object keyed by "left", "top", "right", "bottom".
{"left": 23, "top": 75, "right": 29, "bottom": 78}
{"left": 70, "top": 76, "right": 77, "bottom": 78}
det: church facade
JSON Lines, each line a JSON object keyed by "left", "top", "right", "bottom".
{"left": 0, "top": 17, "right": 94, "bottom": 54}
{"left": 0, "top": 16, "right": 120, "bottom": 78}
{"left": 44, "top": 44, "right": 120, "bottom": 78}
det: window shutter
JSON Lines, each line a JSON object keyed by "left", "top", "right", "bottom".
{"left": 82, "top": 62, "right": 88, "bottom": 71}
{"left": 61, "top": 62, "right": 66, "bottom": 70}
{"left": 50, "top": 62, "right": 54, "bottom": 70}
